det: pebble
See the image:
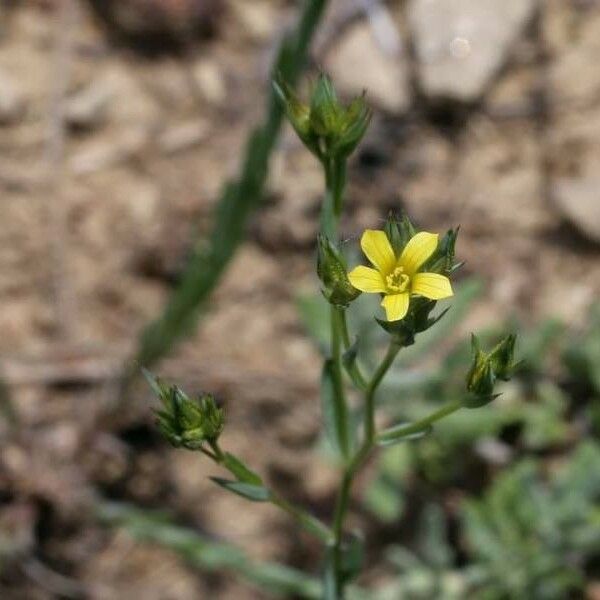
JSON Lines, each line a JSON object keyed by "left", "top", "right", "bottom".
{"left": 158, "top": 119, "right": 209, "bottom": 155}
{"left": 65, "top": 80, "right": 113, "bottom": 131}
{"left": 192, "top": 59, "right": 226, "bottom": 105}
{"left": 324, "top": 21, "right": 411, "bottom": 114}
{"left": 0, "top": 70, "right": 26, "bottom": 125}
{"left": 408, "top": 0, "right": 536, "bottom": 102}
{"left": 553, "top": 177, "right": 600, "bottom": 243}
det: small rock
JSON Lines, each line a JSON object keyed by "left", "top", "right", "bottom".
{"left": 553, "top": 177, "right": 600, "bottom": 243}
{"left": 324, "top": 21, "right": 411, "bottom": 113}
{"left": 88, "top": 0, "right": 222, "bottom": 41}
{"left": 158, "top": 119, "right": 209, "bottom": 154}
{"left": 408, "top": 0, "right": 536, "bottom": 102}
{"left": 192, "top": 59, "right": 226, "bottom": 105}
{"left": 230, "top": 0, "right": 276, "bottom": 43}
{"left": 0, "top": 70, "right": 26, "bottom": 125}
{"left": 65, "top": 80, "right": 113, "bottom": 131}
{"left": 69, "top": 128, "right": 149, "bottom": 175}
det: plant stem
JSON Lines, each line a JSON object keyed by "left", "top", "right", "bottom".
{"left": 320, "top": 157, "right": 347, "bottom": 240}
{"left": 329, "top": 340, "right": 401, "bottom": 598}
{"left": 364, "top": 342, "right": 401, "bottom": 445}
{"left": 330, "top": 305, "right": 351, "bottom": 460}
{"left": 272, "top": 496, "right": 333, "bottom": 543}
{"left": 337, "top": 308, "right": 368, "bottom": 391}
{"left": 329, "top": 158, "right": 347, "bottom": 217}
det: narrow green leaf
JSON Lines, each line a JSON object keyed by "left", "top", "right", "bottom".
{"left": 377, "top": 424, "right": 433, "bottom": 446}
{"left": 210, "top": 478, "right": 271, "bottom": 502}
{"left": 123, "top": 0, "right": 329, "bottom": 385}
{"left": 222, "top": 453, "right": 263, "bottom": 485}
{"left": 141, "top": 367, "right": 162, "bottom": 396}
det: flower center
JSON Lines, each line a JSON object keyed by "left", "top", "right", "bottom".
{"left": 385, "top": 266, "right": 410, "bottom": 293}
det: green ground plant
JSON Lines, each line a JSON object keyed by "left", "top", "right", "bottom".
{"left": 132, "top": 76, "right": 520, "bottom": 599}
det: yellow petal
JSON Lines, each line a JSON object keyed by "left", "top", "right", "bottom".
{"left": 412, "top": 273, "right": 453, "bottom": 300}
{"left": 348, "top": 266, "right": 386, "bottom": 293}
{"left": 381, "top": 292, "right": 410, "bottom": 321}
{"left": 361, "top": 230, "right": 396, "bottom": 275}
{"left": 399, "top": 232, "right": 438, "bottom": 275}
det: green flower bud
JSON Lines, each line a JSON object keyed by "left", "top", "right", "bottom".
{"left": 309, "top": 74, "right": 341, "bottom": 137}
{"left": 317, "top": 234, "right": 360, "bottom": 306}
{"left": 273, "top": 79, "right": 316, "bottom": 151}
{"left": 329, "top": 94, "right": 371, "bottom": 159}
{"left": 488, "top": 333, "right": 519, "bottom": 381}
{"left": 425, "top": 227, "right": 462, "bottom": 276}
{"left": 464, "top": 334, "right": 519, "bottom": 408}
{"left": 144, "top": 369, "right": 224, "bottom": 450}
{"left": 275, "top": 74, "right": 371, "bottom": 162}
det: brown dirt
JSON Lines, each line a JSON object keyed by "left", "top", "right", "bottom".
{"left": 0, "top": 0, "right": 599, "bottom": 598}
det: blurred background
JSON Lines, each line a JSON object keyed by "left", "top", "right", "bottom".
{"left": 0, "top": 0, "right": 599, "bottom": 598}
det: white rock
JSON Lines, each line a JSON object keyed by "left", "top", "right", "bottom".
{"left": 553, "top": 177, "right": 600, "bottom": 243}
{"left": 66, "top": 80, "right": 113, "bottom": 130}
{"left": 408, "top": 0, "right": 535, "bottom": 102}
{"left": 192, "top": 59, "right": 226, "bottom": 105}
{"left": 324, "top": 21, "right": 411, "bottom": 114}
{"left": 0, "top": 70, "right": 26, "bottom": 124}
{"left": 158, "top": 119, "right": 209, "bottom": 155}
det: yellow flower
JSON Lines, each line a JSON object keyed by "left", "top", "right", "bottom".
{"left": 348, "top": 230, "right": 453, "bottom": 322}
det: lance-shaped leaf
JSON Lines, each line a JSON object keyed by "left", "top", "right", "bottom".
{"left": 377, "top": 423, "right": 433, "bottom": 447}
{"left": 222, "top": 453, "right": 263, "bottom": 486}
{"left": 210, "top": 478, "right": 271, "bottom": 502}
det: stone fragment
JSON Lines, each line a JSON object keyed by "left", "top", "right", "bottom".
{"left": 553, "top": 177, "right": 600, "bottom": 243}
{"left": 65, "top": 80, "right": 113, "bottom": 130}
{"left": 192, "top": 59, "right": 226, "bottom": 105}
{"left": 69, "top": 128, "right": 149, "bottom": 175}
{"left": 408, "top": 0, "right": 536, "bottom": 102}
{"left": 324, "top": 22, "right": 411, "bottom": 113}
{"left": 325, "top": 22, "right": 410, "bottom": 113}
{"left": 0, "top": 70, "right": 26, "bottom": 125}
{"left": 88, "top": 0, "right": 221, "bottom": 40}
{"left": 158, "top": 119, "right": 209, "bottom": 155}
{"left": 230, "top": 0, "right": 276, "bottom": 43}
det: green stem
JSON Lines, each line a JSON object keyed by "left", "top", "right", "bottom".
{"left": 208, "top": 439, "right": 225, "bottom": 461}
{"left": 377, "top": 400, "right": 463, "bottom": 443}
{"left": 272, "top": 496, "right": 333, "bottom": 543}
{"left": 330, "top": 305, "right": 351, "bottom": 460}
{"left": 364, "top": 341, "right": 402, "bottom": 444}
{"left": 330, "top": 340, "right": 401, "bottom": 598}
{"left": 320, "top": 157, "right": 347, "bottom": 240}
{"left": 330, "top": 158, "right": 347, "bottom": 217}
{"left": 337, "top": 308, "right": 368, "bottom": 391}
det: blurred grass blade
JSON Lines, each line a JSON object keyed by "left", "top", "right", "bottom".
{"left": 98, "top": 501, "right": 322, "bottom": 598}
{"left": 128, "top": 0, "right": 329, "bottom": 376}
